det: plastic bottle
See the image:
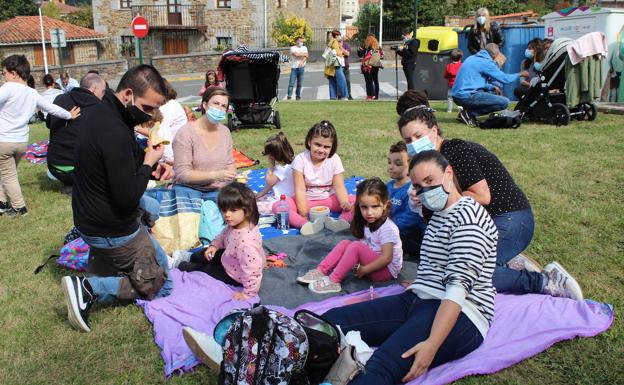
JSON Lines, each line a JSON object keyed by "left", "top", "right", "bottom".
{"left": 276, "top": 194, "right": 290, "bottom": 230}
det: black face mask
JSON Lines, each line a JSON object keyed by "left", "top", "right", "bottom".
{"left": 126, "top": 105, "right": 152, "bottom": 126}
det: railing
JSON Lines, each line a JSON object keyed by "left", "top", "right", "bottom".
{"left": 131, "top": 5, "right": 206, "bottom": 29}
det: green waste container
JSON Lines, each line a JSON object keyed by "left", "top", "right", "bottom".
{"left": 413, "top": 27, "right": 458, "bottom": 100}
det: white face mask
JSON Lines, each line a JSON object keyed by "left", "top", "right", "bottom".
{"left": 477, "top": 16, "right": 487, "bottom": 26}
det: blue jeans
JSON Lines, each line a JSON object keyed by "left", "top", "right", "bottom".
{"left": 140, "top": 194, "right": 161, "bottom": 223}
{"left": 492, "top": 208, "right": 543, "bottom": 294}
{"left": 287, "top": 67, "right": 305, "bottom": 98}
{"left": 323, "top": 291, "right": 483, "bottom": 385}
{"left": 172, "top": 184, "right": 219, "bottom": 202}
{"left": 329, "top": 67, "right": 348, "bottom": 100}
{"left": 453, "top": 91, "right": 509, "bottom": 119}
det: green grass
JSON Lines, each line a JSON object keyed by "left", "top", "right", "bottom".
{"left": 0, "top": 101, "right": 622, "bottom": 384}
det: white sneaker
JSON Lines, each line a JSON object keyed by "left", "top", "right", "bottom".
{"left": 296, "top": 268, "right": 326, "bottom": 284}
{"left": 542, "top": 262, "right": 584, "bottom": 301}
{"left": 182, "top": 326, "right": 223, "bottom": 373}
{"left": 300, "top": 218, "right": 324, "bottom": 235}
{"left": 170, "top": 250, "right": 192, "bottom": 269}
{"left": 309, "top": 276, "right": 342, "bottom": 294}
{"left": 507, "top": 253, "right": 543, "bottom": 273}
{"left": 324, "top": 217, "right": 350, "bottom": 232}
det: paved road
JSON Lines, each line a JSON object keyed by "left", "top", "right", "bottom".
{"left": 171, "top": 66, "right": 410, "bottom": 105}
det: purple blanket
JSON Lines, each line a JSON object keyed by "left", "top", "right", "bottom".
{"left": 138, "top": 270, "right": 613, "bottom": 384}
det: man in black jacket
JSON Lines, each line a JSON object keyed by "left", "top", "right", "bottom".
{"left": 396, "top": 28, "right": 420, "bottom": 91}
{"left": 60, "top": 65, "right": 172, "bottom": 332}
{"left": 46, "top": 73, "right": 106, "bottom": 193}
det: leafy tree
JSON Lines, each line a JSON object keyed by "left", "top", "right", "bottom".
{"left": 271, "top": 13, "right": 312, "bottom": 47}
{"left": 0, "top": 0, "right": 37, "bottom": 22}
{"left": 62, "top": 6, "right": 93, "bottom": 29}
{"left": 42, "top": 1, "right": 61, "bottom": 19}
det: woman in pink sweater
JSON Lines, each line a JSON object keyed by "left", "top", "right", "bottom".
{"left": 175, "top": 182, "right": 265, "bottom": 300}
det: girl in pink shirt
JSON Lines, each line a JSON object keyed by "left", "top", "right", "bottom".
{"left": 287, "top": 120, "right": 356, "bottom": 235}
{"left": 297, "top": 178, "right": 403, "bottom": 294}
{"left": 175, "top": 182, "right": 265, "bottom": 300}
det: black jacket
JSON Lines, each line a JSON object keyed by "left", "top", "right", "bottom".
{"left": 46, "top": 88, "right": 100, "bottom": 167}
{"left": 397, "top": 39, "right": 420, "bottom": 66}
{"left": 72, "top": 90, "right": 151, "bottom": 237}
{"left": 467, "top": 21, "right": 505, "bottom": 55}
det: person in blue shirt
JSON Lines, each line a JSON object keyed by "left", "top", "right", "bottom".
{"left": 386, "top": 141, "right": 426, "bottom": 261}
{"left": 452, "top": 43, "right": 528, "bottom": 126}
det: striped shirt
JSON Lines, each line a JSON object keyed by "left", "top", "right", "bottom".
{"left": 408, "top": 197, "right": 498, "bottom": 337}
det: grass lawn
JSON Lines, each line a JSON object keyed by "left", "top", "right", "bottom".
{"left": 0, "top": 101, "right": 622, "bottom": 385}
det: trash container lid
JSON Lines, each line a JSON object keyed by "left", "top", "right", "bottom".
{"left": 414, "top": 26, "right": 458, "bottom": 54}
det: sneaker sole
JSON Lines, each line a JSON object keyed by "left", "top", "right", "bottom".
{"left": 296, "top": 275, "right": 325, "bottom": 284}
{"left": 548, "top": 262, "right": 584, "bottom": 301}
{"left": 61, "top": 277, "right": 91, "bottom": 332}
{"left": 324, "top": 217, "right": 350, "bottom": 232}
{"left": 182, "top": 328, "right": 222, "bottom": 373}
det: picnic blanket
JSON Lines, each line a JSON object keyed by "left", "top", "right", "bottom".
{"left": 138, "top": 269, "right": 613, "bottom": 382}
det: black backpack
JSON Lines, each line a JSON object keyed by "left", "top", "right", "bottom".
{"left": 478, "top": 110, "right": 522, "bottom": 129}
{"left": 294, "top": 310, "right": 342, "bottom": 384}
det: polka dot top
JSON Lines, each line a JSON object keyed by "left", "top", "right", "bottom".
{"left": 440, "top": 139, "right": 530, "bottom": 216}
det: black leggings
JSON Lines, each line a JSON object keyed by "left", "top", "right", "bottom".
{"left": 364, "top": 67, "right": 380, "bottom": 97}
{"left": 178, "top": 249, "right": 241, "bottom": 287}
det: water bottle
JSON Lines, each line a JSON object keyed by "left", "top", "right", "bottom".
{"left": 276, "top": 194, "right": 290, "bottom": 230}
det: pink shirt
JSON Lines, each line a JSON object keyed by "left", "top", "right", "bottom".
{"left": 291, "top": 151, "right": 344, "bottom": 200}
{"left": 211, "top": 225, "right": 265, "bottom": 297}
{"left": 173, "top": 122, "right": 234, "bottom": 191}
{"left": 363, "top": 218, "right": 403, "bottom": 278}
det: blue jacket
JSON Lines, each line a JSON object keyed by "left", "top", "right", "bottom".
{"left": 452, "top": 50, "right": 519, "bottom": 99}
{"left": 387, "top": 180, "right": 426, "bottom": 233}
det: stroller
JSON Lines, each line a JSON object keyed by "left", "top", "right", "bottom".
{"left": 515, "top": 37, "right": 600, "bottom": 126}
{"left": 220, "top": 48, "right": 282, "bottom": 130}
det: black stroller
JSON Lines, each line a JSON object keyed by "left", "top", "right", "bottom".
{"left": 515, "top": 37, "right": 599, "bottom": 126}
{"left": 220, "top": 48, "right": 282, "bottom": 130}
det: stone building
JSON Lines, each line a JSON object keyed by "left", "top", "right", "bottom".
{"left": 93, "top": 0, "right": 341, "bottom": 57}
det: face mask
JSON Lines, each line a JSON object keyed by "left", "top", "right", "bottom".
{"left": 525, "top": 49, "right": 534, "bottom": 59}
{"left": 207, "top": 106, "right": 226, "bottom": 123}
{"left": 126, "top": 92, "right": 152, "bottom": 126}
{"left": 298, "top": 41, "right": 304, "bottom": 47}
{"left": 406, "top": 136, "right": 435, "bottom": 157}
{"left": 477, "top": 16, "right": 487, "bottom": 26}
{"left": 417, "top": 172, "right": 450, "bottom": 212}
{"left": 403, "top": 36, "right": 411, "bottom": 43}
{"left": 533, "top": 61, "right": 543, "bottom": 71}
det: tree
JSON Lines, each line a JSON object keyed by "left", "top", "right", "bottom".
{"left": 42, "top": 1, "right": 62, "bottom": 19}
{"left": 62, "top": 6, "right": 93, "bottom": 29}
{"left": 0, "top": 0, "right": 37, "bottom": 22}
{"left": 271, "top": 13, "right": 312, "bottom": 47}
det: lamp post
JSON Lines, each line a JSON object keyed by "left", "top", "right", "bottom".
{"left": 36, "top": 0, "right": 49, "bottom": 74}
{"left": 379, "top": 0, "right": 383, "bottom": 47}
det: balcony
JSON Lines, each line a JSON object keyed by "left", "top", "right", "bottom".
{"left": 131, "top": 5, "right": 206, "bottom": 30}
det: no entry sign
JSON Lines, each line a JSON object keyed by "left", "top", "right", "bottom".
{"left": 131, "top": 16, "right": 149, "bottom": 39}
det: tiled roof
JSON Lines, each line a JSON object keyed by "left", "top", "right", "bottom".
{"left": 0, "top": 16, "right": 104, "bottom": 45}
{"left": 41, "top": 1, "right": 81, "bottom": 15}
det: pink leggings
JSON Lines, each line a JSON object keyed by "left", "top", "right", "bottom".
{"left": 318, "top": 239, "right": 394, "bottom": 283}
{"left": 272, "top": 194, "right": 356, "bottom": 228}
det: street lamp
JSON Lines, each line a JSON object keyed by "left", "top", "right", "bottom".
{"left": 35, "top": 0, "right": 49, "bottom": 74}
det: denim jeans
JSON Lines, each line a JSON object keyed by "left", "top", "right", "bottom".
{"left": 287, "top": 67, "right": 305, "bottom": 98}
{"left": 329, "top": 67, "right": 348, "bottom": 100}
{"left": 453, "top": 91, "right": 510, "bottom": 119}
{"left": 492, "top": 208, "right": 543, "bottom": 294}
{"left": 140, "top": 194, "right": 161, "bottom": 223}
{"left": 172, "top": 184, "right": 219, "bottom": 202}
{"left": 323, "top": 291, "right": 484, "bottom": 385}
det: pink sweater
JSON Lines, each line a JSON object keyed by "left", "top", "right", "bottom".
{"left": 211, "top": 225, "right": 265, "bottom": 297}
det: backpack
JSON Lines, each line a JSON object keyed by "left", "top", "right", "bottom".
{"left": 369, "top": 50, "right": 383, "bottom": 68}
{"left": 478, "top": 110, "right": 522, "bottom": 129}
{"left": 218, "top": 306, "right": 309, "bottom": 385}
{"left": 198, "top": 200, "right": 225, "bottom": 246}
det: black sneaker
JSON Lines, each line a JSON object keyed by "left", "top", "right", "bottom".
{"left": 6, "top": 206, "right": 28, "bottom": 217}
{"left": 458, "top": 110, "right": 475, "bottom": 126}
{"left": 61, "top": 276, "right": 97, "bottom": 332}
{"left": 0, "top": 201, "right": 9, "bottom": 215}
{"left": 287, "top": 96, "right": 292, "bottom": 100}
{"left": 296, "top": 96, "right": 301, "bottom": 100}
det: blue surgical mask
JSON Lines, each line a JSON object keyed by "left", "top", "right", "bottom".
{"left": 417, "top": 172, "right": 449, "bottom": 212}
{"left": 406, "top": 136, "right": 435, "bottom": 157}
{"left": 207, "top": 106, "right": 226, "bottom": 123}
{"left": 477, "top": 16, "right": 487, "bottom": 26}
{"left": 525, "top": 49, "right": 534, "bottom": 59}
{"left": 533, "top": 61, "right": 543, "bottom": 71}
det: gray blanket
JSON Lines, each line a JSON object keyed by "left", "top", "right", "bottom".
{"left": 259, "top": 229, "right": 418, "bottom": 308}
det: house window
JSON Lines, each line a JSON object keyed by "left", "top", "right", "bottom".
{"left": 277, "top": 0, "right": 281, "bottom": 7}
{"left": 216, "top": 36, "right": 232, "bottom": 49}
{"left": 60, "top": 43, "right": 75, "bottom": 65}
{"left": 120, "top": 36, "right": 136, "bottom": 56}
{"left": 305, "top": 0, "right": 309, "bottom": 8}
{"left": 120, "top": 0, "right": 131, "bottom": 8}
{"left": 217, "top": 0, "right": 231, "bottom": 8}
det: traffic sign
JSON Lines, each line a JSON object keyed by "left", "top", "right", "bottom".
{"left": 50, "top": 28, "right": 66, "bottom": 48}
{"left": 131, "top": 16, "right": 149, "bottom": 39}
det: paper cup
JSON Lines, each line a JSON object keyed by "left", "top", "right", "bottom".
{"left": 309, "top": 206, "right": 330, "bottom": 222}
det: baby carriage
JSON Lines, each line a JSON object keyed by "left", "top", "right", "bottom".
{"left": 220, "top": 48, "right": 282, "bottom": 130}
{"left": 515, "top": 37, "right": 601, "bottom": 126}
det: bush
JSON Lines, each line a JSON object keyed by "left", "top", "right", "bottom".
{"left": 271, "top": 13, "right": 312, "bottom": 47}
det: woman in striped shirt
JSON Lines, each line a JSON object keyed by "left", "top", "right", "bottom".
{"left": 323, "top": 151, "right": 497, "bottom": 384}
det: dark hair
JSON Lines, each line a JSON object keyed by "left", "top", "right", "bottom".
{"left": 402, "top": 28, "right": 412, "bottom": 36}
{"left": 396, "top": 90, "right": 429, "bottom": 115}
{"left": 27, "top": 75, "right": 35, "bottom": 88}
{"left": 263, "top": 132, "right": 294, "bottom": 165}
{"left": 115, "top": 64, "right": 166, "bottom": 97}
{"left": 450, "top": 48, "right": 463, "bottom": 62}
{"left": 397, "top": 106, "right": 442, "bottom": 136}
{"left": 162, "top": 78, "right": 177, "bottom": 100}
{"left": 1, "top": 55, "right": 30, "bottom": 81}
{"left": 351, "top": 177, "right": 391, "bottom": 239}
{"left": 43, "top": 74, "right": 55, "bottom": 87}
{"left": 304, "top": 120, "right": 338, "bottom": 158}
{"left": 389, "top": 141, "right": 407, "bottom": 154}
{"left": 217, "top": 182, "right": 260, "bottom": 226}
{"left": 87, "top": 69, "right": 100, "bottom": 75}
{"left": 201, "top": 86, "right": 229, "bottom": 106}
{"left": 331, "top": 30, "right": 341, "bottom": 38}
{"left": 205, "top": 70, "right": 218, "bottom": 87}
{"left": 409, "top": 150, "right": 461, "bottom": 196}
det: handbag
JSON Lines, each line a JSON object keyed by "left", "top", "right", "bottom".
{"left": 322, "top": 344, "right": 364, "bottom": 385}
{"left": 321, "top": 46, "right": 332, "bottom": 60}
{"left": 369, "top": 50, "right": 382, "bottom": 67}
